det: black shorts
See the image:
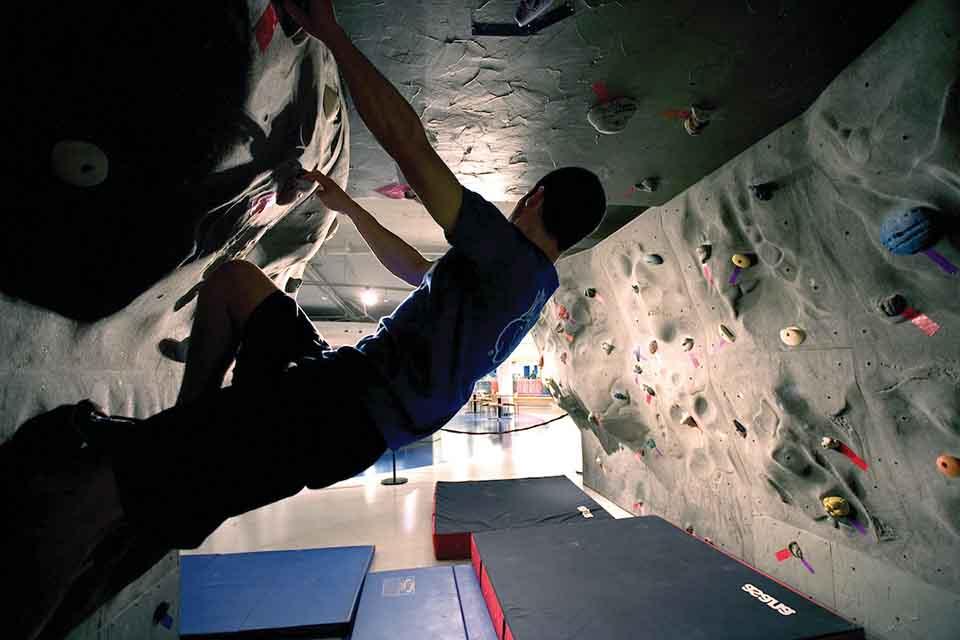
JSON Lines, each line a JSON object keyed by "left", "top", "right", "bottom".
{"left": 112, "top": 291, "right": 387, "bottom": 549}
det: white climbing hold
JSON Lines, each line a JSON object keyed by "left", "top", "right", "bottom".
{"left": 718, "top": 324, "right": 736, "bottom": 343}
{"left": 51, "top": 140, "right": 109, "bottom": 187}
{"left": 587, "top": 97, "right": 638, "bottom": 135}
{"left": 780, "top": 326, "right": 806, "bottom": 347}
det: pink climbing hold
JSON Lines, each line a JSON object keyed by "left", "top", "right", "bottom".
{"left": 254, "top": 3, "right": 279, "bottom": 52}
{"left": 374, "top": 182, "right": 411, "bottom": 199}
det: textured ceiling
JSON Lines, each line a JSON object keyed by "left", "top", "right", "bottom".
{"left": 303, "top": 0, "right": 909, "bottom": 318}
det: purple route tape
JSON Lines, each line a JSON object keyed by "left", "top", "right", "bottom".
{"left": 729, "top": 266, "right": 742, "bottom": 284}
{"left": 849, "top": 518, "right": 867, "bottom": 536}
{"left": 924, "top": 249, "right": 958, "bottom": 275}
{"left": 800, "top": 558, "right": 815, "bottom": 574}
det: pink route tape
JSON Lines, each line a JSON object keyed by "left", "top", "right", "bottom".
{"left": 702, "top": 264, "right": 714, "bottom": 286}
{"left": 688, "top": 353, "right": 701, "bottom": 368}
{"left": 901, "top": 307, "right": 941, "bottom": 337}
{"left": 645, "top": 394, "right": 653, "bottom": 405}
{"left": 729, "top": 266, "right": 741, "bottom": 285}
{"left": 924, "top": 249, "right": 958, "bottom": 275}
{"left": 255, "top": 3, "right": 278, "bottom": 52}
{"left": 775, "top": 548, "right": 792, "bottom": 562}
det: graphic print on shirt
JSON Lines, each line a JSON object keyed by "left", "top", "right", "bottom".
{"left": 489, "top": 288, "right": 549, "bottom": 365}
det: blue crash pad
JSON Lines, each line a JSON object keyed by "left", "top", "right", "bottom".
{"left": 179, "top": 545, "right": 374, "bottom": 637}
{"left": 454, "top": 564, "right": 498, "bottom": 640}
{"left": 352, "top": 566, "right": 467, "bottom": 640}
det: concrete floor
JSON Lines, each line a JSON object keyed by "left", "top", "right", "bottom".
{"left": 183, "top": 406, "right": 631, "bottom": 571}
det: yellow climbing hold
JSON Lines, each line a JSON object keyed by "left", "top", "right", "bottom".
{"left": 822, "top": 496, "right": 850, "bottom": 518}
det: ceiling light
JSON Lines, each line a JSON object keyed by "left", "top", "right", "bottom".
{"left": 361, "top": 289, "right": 379, "bottom": 306}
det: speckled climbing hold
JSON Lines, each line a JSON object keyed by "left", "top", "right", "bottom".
{"left": 642, "top": 384, "right": 656, "bottom": 397}
{"left": 51, "top": 140, "right": 109, "bottom": 187}
{"left": 612, "top": 390, "right": 630, "bottom": 402}
{"left": 880, "top": 207, "right": 942, "bottom": 256}
{"left": 779, "top": 326, "right": 806, "bottom": 347}
{"left": 633, "top": 363, "right": 643, "bottom": 374}
{"left": 822, "top": 496, "right": 850, "bottom": 518}
{"left": 821, "top": 437, "right": 841, "bottom": 450}
{"left": 748, "top": 182, "right": 777, "bottom": 201}
{"left": 584, "top": 287, "right": 597, "bottom": 298}
{"left": 645, "top": 254, "right": 664, "bottom": 265}
{"left": 734, "top": 420, "right": 747, "bottom": 438}
{"left": 587, "top": 96, "right": 638, "bottom": 135}
{"left": 731, "top": 253, "right": 755, "bottom": 269}
{"left": 636, "top": 177, "right": 659, "bottom": 193}
{"left": 696, "top": 244, "right": 712, "bottom": 263}
{"left": 878, "top": 293, "right": 907, "bottom": 317}
{"left": 937, "top": 454, "right": 960, "bottom": 478}
{"left": 682, "top": 337, "right": 695, "bottom": 352}
{"left": 718, "top": 324, "right": 736, "bottom": 343}
{"left": 683, "top": 105, "right": 711, "bottom": 136}
{"left": 601, "top": 341, "right": 615, "bottom": 355}
{"left": 648, "top": 339, "right": 658, "bottom": 354}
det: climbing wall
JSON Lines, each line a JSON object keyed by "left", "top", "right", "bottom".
{"left": 532, "top": 1, "right": 960, "bottom": 637}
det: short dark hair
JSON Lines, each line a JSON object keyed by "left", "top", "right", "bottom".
{"left": 534, "top": 167, "right": 606, "bottom": 252}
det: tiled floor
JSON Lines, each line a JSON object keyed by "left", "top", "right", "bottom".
{"left": 183, "top": 406, "right": 631, "bottom": 571}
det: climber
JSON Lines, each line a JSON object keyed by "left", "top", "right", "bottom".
{"left": 76, "top": 0, "right": 606, "bottom": 549}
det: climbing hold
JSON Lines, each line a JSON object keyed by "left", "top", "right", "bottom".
{"left": 648, "top": 339, "right": 658, "bottom": 354}
{"left": 731, "top": 253, "right": 755, "bottom": 269}
{"left": 821, "top": 437, "right": 841, "bottom": 450}
{"left": 642, "top": 384, "right": 656, "bottom": 397}
{"left": 613, "top": 390, "right": 630, "bottom": 402}
{"left": 645, "top": 254, "right": 664, "bottom": 265}
{"left": 631, "top": 283, "right": 640, "bottom": 294}
{"left": 878, "top": 293, "right": 907, "bottom": 317}
{"left": 733, "top": 420, "right": 747, "bottom": 438}
{"left": 681, "top": 337, "right": 695, "bottom": 352}
{"left": 560, "top": 352, "right": 568, "bottom": 364}
{"left": 822, "top": 496, "right": 850, "bottom": 518}
{"left": 696, "top": 244, "right": 712, "bottom": 263}
{"left": 633, "top": 363, "right": 643, "bottom": 374}
{"left": 937, "top": 454, "right": 960, "bottom": 478}
{"left": 601, "top": 341, "right": 615, "bottom": 354}
{"left": 587, "top": 96, "right": 638, "bottom": 135}
{"left": 681, "top": 414, "right": 699, "bottom": 428}
{"left": 880, "top": 207, "right": 942, "bottom": 256}
{"left": 683, "top": 105, "right": 711, "bottom": 136}
{"left": 748, "top": 182, "right": 777, "bottom": 201}
{"left": 544, "top": 378, "right": 562, "bottom": 399}
{"left": 554, "top": 322, "right": 565, "bottom": 334}
{"left": 779, "top": 326, "right": 806, "bottom": 347}
{"left": 718, "top": 324, "right": 736, "bottom": 343}
{"left": 588, "top": 412, "right": 600, "bottom": 425}
{"left": 584, "top": 287, "right": 597, "bottom": 298}
{"left": 51, "top": 140, "right": 109, "bottom": 187}
{"left": 635, "top": 177, "right": 659, "bottom": 193}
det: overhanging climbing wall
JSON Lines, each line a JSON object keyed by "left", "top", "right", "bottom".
{"left": 532, "top": 1, "right": 960, "bottom": 637}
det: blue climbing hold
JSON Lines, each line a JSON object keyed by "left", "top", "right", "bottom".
{"left": 880, "top": 207, "right": 941, "bottom": 256}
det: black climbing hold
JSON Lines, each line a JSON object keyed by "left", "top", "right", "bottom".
{"left": 748, "top": 182, "right": 777, "bottom": 201}
{"left": 645, "top": 254, "right": 664, "bottom": 265}
{"left": 733, "top": 420, "right": 747, "bottom": 438}
{"left": 631, "top": 283, "right": 640, "bottom": 293}
{"left": 878, "top": 293, "right": 907, "bottom": 317}
{"left": 636, "top": 177, "right": 659, "bottom": 193}
{"left": 584, "top": 287, "right": 597, "bottom": 298}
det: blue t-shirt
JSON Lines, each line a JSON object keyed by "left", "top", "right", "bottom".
{"left": 352, "top": 187, "right": 559, "bottom": 449}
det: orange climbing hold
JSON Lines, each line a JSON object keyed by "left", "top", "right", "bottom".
{"left": 937, "top": 454, "right": 960, "bottom": 478}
